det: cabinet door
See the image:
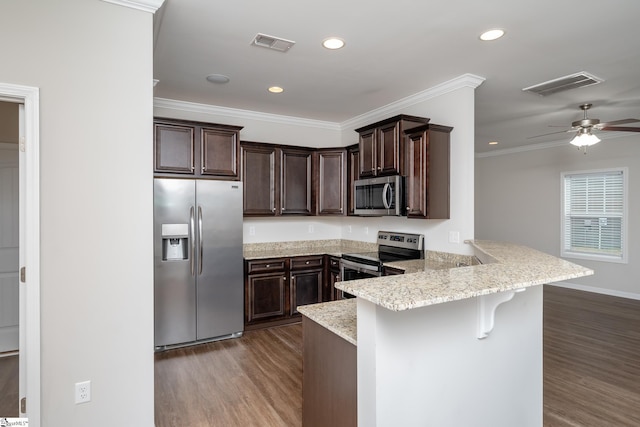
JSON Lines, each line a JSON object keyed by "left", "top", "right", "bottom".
{"left": 290, "top": 269, "right": 323, "bottom": 315}
{"left": 347, "top": 146, "right": 359, "bottom": 215}
{"left": 405, "top": 127, "right": 451, "bottom": 219}
{"left": 358, "top": 128, "right": 377, "bottom": 178}
{"left": 241, "top": 143, "right": 278, "bottom": 216}
{"left": 281, "top": 148, "right": 312, "bottom": 215}
{"left": 378, "top": 121, "right": 401, "bottom": 175}
{"left": 154, "top": 123, "right": 194, "bottom": 174}
{"left": 201, "top": 127, "right": 240, "bottom": 179}
{"left": 317, "top": 149, "right": 346, "bottom": 215}
{"left": 405, "top": 130, "right": 427, "bottom": 218}
{"left": 246, "top": 273, "right": 287, "bottom": 323}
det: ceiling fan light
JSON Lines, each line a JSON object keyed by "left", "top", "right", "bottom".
{"left": 569, "top": 132, "right": 601, "bottom": 147}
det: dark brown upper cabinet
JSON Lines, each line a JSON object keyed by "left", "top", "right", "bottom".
{"left": 281, "top": 147, "right": 313, "bottom": 215}
{"left": 241, "top": 142, "right": 279, "bottom": 216}
{"left": 404, "top": 123, "right": 453, "bottom": 219}
{"left": 346, "top": 145, "right": 359, "bottom": 216}
{"left": 241, "top": 142, "right": 313, "bottom": 216}
{"left": 315, "top": 148, "right": 347, "bottom": 216}
{"left": 154, "top": 118, "right": 243, "bottom": 180}
{"left": 355, "top": 115, "right": 429, "bottom": 178}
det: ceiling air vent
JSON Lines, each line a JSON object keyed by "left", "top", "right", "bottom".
{"left": 251, "top": 33, "right": 295, "bottom": 52}
{"left": 522, "top": 72, "right": 604, "bottom": 96}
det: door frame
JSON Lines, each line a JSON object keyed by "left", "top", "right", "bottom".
{"left": 0, "top": 82, "right": 40, "bottom": 425}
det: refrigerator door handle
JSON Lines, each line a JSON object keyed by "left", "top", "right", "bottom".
{"left": 190, "top": 206, "right": 195, "bottom": 276}
{"left": 198, "top": 206, "right": 204, "bottom": 275}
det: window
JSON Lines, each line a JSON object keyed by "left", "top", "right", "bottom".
{"left": 561, "top": 168, "right": 627, "bottom": 263}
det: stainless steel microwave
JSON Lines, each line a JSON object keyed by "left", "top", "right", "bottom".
{"left": 353, "top": 175, "right": 405, "bottom": 216}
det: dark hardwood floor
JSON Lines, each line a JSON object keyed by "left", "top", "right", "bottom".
{"left": 2, "top": 286, "right": 639, "bottom": 425}
{"left": 0, "top": 354, "right": 18, "bottom": 417}
{"left": 155, "top": 324, "right": 303, "bottom": 427}
{"left": 543, "top": 285, "right": 640, "bottom": 426}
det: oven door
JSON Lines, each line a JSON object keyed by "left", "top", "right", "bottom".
{"left": 338, "top": 258, "right": 382, "bottom": 299}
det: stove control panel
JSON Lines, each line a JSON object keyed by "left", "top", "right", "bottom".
{"left": 377, "top": 231, "right": 424, "bottom": 250}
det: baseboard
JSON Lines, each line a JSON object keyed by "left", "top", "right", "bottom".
{"left": 549, "top": 281, "right": 640, "bottom": 301}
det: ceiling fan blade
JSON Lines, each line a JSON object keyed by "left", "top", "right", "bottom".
{"left": 597, "top": 118, "right": 640, "bottom": 127}
{"left": 527, "top": 129, "right": 572, "bottom": 139}
{"left": 600, "top": 126, "right": 640, "bottom": 132}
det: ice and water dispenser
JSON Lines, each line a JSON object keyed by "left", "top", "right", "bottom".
{"left": 161, "top": 223, "right": 189, "bottom": 261}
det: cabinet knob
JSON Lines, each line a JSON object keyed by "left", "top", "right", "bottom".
{"left": 377, "top": 166, "right": 381, "bottom": 170}
{"left": 272, "top": 208, "right": 276, "bottom": 212}
{"left": 406, "top": 206, "right": 410, "bottom": 211}
{"left": 265, "top": 264, "right": 270, "bottom": 268}
{"left": 283, "top": 277, "right": 287, "bottom": 280}
{"left": 305, "top": 261, "right": 310, "bottom": 265}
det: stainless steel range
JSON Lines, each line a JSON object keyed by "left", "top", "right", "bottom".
{"left": 339, "top": 231, "right": 424, "bottom": 298}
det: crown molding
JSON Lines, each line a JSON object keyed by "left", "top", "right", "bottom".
{"left": 341, "top": 73, "right": 485, "bottom": 130}
{"left": 101, "top": 0, "right": 165, "bottom": 13}
{"left": 154, "top": 98, "right": 341, "bottom": 131}
{"left": 154, "top": 74, "right": 484, "bottom": 133}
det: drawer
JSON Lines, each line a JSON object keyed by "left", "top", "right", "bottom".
{"left": 290, "top": 255, "right": 323, "bottom": 270}
{"left": 246, "top": 258, "right": 287, "bottom": 274}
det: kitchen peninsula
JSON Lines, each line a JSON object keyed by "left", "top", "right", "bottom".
{"left": 298, "top": 240, "right": 593, "bottom": 427}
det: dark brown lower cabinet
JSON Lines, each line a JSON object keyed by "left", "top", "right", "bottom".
{"left": 290, "top": 269, "right": 323, "bottom": 315}
{"left": 245, "top": 255, "right": 324, "bottom": 329}
{"left": 245, "top": 259, "right": 288, "bottom": 325}
{"left": 303, "top": 317, "right": 357, "bottom": 427}
{"left": 325, "top": 256, "right": 341, "bottom": 301}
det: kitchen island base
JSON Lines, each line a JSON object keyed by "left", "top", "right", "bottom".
{"left": 302, "top": 316, "right": 357, "bottom": 427}
{"left": 357, "top": 285, "right": 543, "bottom": 427}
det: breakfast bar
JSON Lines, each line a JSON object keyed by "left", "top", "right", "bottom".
{"left": 298, "top": 240, "right": 593, "bottom": 427}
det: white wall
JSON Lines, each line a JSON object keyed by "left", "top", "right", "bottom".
{"left": 0, "top": 1, "right": 155, "bottom": 426}
{"left": 156, "top": 82, "right": 478, "bottom": 254}
{"left": 357, "top": 286, "right": 543, "bottom": 426}
{"left": 476, "top": 135, "right": 640, "bottom": 296}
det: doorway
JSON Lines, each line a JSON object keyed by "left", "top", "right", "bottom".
{"left": 0, "top": 100, "right": 19, "bottom": 416}
{"left": 0, "top": 83, "right": 40, "bottom": 425}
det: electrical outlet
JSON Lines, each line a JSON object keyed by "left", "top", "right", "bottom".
{"left": 308, "top": 225, "right": 314, "bottom": 233}
{"left": 449, "top": 231, "right": 460, "bottom": 244}
{"left": 365, "top": 226, "right": 369, "bottom": 235}
{"left": 75, "top": 380, "right": 91, "bottom": 404}
{"left": 249, "top": 226, "right": 255, "bottom": 236}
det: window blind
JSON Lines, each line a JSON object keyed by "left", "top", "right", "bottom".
{"left": 563, "top": 170, "right": 624, "bottom": 260}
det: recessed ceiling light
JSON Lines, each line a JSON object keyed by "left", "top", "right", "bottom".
{"left": 488, "top": 141, "right": 499, "bottom": 145}
{"left": 322, "top": 37, "right": 345, "bottom": 50}
{"left": 268, "top": 86, "right": 284, "bottom": 94}
{"left": 479, "top": 29, "right": 505, "bottom": 41}
{"left": 206, "top": 74, "right": 230, "bottom": 84}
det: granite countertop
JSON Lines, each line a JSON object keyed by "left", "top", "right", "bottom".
{"left": 335, "top": 240, "right": 594, "bottom": 312}
{"left": 297, "top": 299, "right": 357, "bottom": 346}
{"left": 243, "top": 239, "right": 377, "bottom": 260}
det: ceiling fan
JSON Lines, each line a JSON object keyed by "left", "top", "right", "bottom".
{"left": 531, "top": 103, "right": 640, "bottom": 151}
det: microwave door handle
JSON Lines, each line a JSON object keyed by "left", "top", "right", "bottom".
{"left": 382, "top": 183, "right": 391, "bottom": 209}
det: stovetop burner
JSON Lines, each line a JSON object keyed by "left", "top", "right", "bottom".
{"left": 342, "top": 231, "right": 425, "bottom": 266}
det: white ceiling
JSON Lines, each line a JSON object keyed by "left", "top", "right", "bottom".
{"left": 152, "top": 0, "right": 640, "bottom": 153}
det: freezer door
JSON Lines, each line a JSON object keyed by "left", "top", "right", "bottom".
{"left": 154, "top": 179, "right": 197, "bottom": 347}
{"left": 196, "top": 180, "right": 244, "bottom": 340}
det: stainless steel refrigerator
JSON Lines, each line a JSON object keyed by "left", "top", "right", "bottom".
{"left": 153, "top": 178, "right": 243, "bottom": 349}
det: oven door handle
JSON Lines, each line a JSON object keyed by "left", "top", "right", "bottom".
{"left": 340, "top": 259, "right": 383, "bottom": 276}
